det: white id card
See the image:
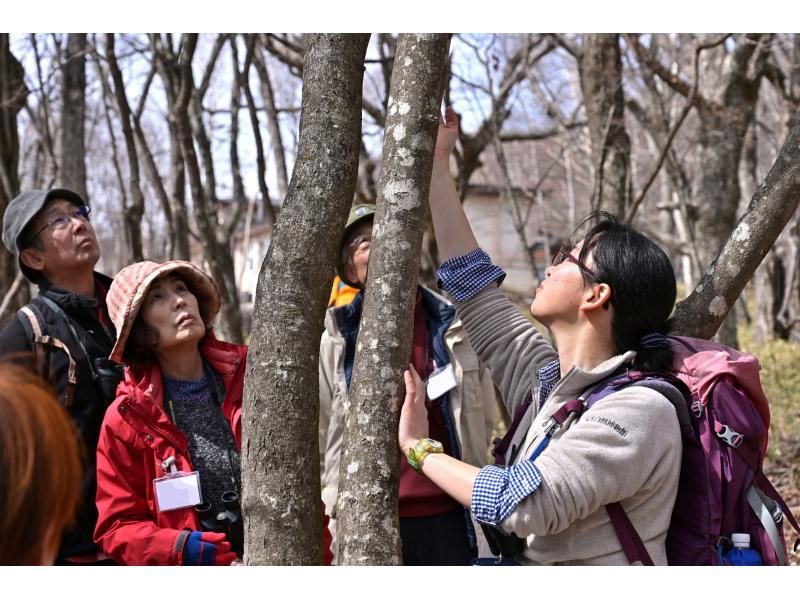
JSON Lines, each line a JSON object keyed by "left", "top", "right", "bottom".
{"left": 153, "top": 471, "right": 203, "bottom": 512}
{"left": 427, "top": 363, "right": 457, "bottom": 400}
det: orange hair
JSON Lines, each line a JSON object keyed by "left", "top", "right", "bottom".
{"left": 0, "top": 363, "right": 83, "bottom": 565}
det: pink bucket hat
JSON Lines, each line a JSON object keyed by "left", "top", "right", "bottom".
{"left": 107, "top": 260, "right": 222, "bottom": 364}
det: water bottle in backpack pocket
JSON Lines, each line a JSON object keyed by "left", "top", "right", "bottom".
{"left": 718, "top": 533, "right": 763, "bottom": 566}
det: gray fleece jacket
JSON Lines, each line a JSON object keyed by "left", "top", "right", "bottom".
{"left": 457, "top": 285, "right": 682, "bottom": 565}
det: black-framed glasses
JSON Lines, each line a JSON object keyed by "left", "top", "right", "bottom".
{"left": 31, "top": 205, "right": 91, "bottom": 241}
{"left": 551, "top": 246, "right": 601, "bottom": 282}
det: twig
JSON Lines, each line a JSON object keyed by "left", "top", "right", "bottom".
{"left": 0, "top": 272, "right": 25, "bottom": 323}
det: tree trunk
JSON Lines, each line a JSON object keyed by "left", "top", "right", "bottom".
{"left": 106, "top": 34, "right": 145, "bottom": 262}
{"left": 60, "top": 33, "right": 87, "bottom": 199}
{"left": 671, "top": 115, "right": 800, "bottom": 338}
{"left": 240, "top": 35, "right": 276, "bottom": 226}
{"left": 252, "top": 44, "right": 289, "bottom": 202}
{"left": 337, "top": 33, "right": 451, "bottom": 566}
{"left": 0, "top": 34, "right": 28, "bottom": 316}
{"left": 694, "top": 110, "right": 745, "bottom": 347}
{"left": 241, "top": 33, "right": 370, "bottom": 565}
{"left": 577, "top": 34, "right": 631, "bottom": 217}
{"left": 150, "top": 34, "right": 190, "bottom": 260}
{"left": 742, "top": 122, "right": 776, "bottom": 343}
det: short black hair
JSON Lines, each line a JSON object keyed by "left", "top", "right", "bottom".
{"left": 574, "top": 211, "right": 677, "bottom": 372}
{"left": 123, "top": 319, "right": 161, "bottom": 366}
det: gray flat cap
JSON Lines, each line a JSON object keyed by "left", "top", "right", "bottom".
{"left": 2, "top": 188, "right": 87, "bottom": 280}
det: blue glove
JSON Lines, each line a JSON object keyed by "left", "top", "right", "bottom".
{"left": 183, "top": 531, "right": 236, "bottom": 566}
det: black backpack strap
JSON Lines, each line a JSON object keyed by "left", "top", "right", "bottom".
{"left": 630, "top": 377, "right": 693, "bottom": 438}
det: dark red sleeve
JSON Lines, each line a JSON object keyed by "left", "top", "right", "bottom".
{"left": 322, "top": 505, "right": 334, "bottom": 565}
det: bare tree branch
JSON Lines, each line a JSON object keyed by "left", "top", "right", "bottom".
{"left": 625, "top": 34, "right": 730, "bottom": 223}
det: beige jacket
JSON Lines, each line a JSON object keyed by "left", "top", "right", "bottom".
{"left": 457, "top": 285, "right": 682, "bottom": 565}
{"left": 319, "top": 288, "right": 502, "bottom": 519}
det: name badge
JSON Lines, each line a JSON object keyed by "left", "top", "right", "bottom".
{"left": 153, "top": 457, "right": 203, "bottom": 512}
{"left": 427, "top": 363, "right": 457, "bottom": 400}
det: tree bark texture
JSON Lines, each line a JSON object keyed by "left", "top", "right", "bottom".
{"left": 0, "top": 34, "right": 28, "bottom": 313}
{"left": 242, "top": 33, "right": 370, "bottom": 565}
{"left": 336, "top": 33, "right": 451, "bottom": 566}
{"left": 60, "top": 33, "right": 87, "bottom": 200}
{"left": 577, "top": 34, "right": 631, "bottom": 218}
{"left": 671, "top": 114, "right": 800, "bottom": 339}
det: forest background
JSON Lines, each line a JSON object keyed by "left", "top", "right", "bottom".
{"left": 2, "top": 0, "right": 799, "bottom": 578}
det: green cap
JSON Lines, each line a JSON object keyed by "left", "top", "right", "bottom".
{"left": 336, "top": 204, "right": 376, "bottom": 288}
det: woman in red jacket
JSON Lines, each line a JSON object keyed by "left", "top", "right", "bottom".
{"left": 94, "top": 260, "right": 333, "bottom": 565}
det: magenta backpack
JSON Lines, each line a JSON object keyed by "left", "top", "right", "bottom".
{"left": 587, "top": 335, "right": 800, "bottom": 565}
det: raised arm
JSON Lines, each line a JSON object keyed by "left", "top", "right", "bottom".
{"left": 429, "top": 107, "right": 479, "bottom": 260}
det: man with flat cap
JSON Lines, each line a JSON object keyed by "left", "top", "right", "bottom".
{"left": 0, "top": 188, "right": 118, "bottom": 564}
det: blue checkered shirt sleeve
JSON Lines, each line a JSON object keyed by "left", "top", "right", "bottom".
{"left": 471, "top": 461, "right": 543, "bottom": 527}
{"left": 437, "top": 248, "right": 506, "bottom": 302}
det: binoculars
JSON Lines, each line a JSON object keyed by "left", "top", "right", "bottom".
{"left": 93, "top": 357, "right": 125, "bottom": 405}
{"left": 195, "top": 490, "right": 244, "bottom": 557}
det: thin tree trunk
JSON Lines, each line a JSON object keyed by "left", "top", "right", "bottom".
{"left": 242, "top": 33, "right": 370, "bottom": 565}
{"left": 0, "top": 34, "right": 28, "bottom": 314}
{"left": 60, "top": 33, "right": 87, "bottom": 199}
{"left": 577, "top": 34, "right": 631, "bottom": 217}
{"left": 29, "top": 34, "right": 58, "bottom": 186}
{"left": 337, "top": 33, "right": 450, "bottom": 566}
{"left": 174, "top": 34, "right": 243, "bottom": 343}
{"left": 240, "top": 35, "right": 276, "bottom": 225}
{"left": 106, "top": 33, "right": 145, "bottom": 262}
{"left": 150, "top": 34, "right": 190, "bottom": 260}
{"left": 671, "top": 115, "right": 800, "bottom": 338}
{"left": 252, "top": 44, "right": 289, "bottom": 201}
{"left": 132, "top": 63, "right": 176, "bottom": 260}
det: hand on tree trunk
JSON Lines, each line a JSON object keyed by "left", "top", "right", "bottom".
{"left": 434, "top": 106, "right": 459, "bottom": 160}
{"left": 399, "top": 364, "right": 429, "bottom": 453}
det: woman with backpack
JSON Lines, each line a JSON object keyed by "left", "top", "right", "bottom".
{"left": 93, "top": 260, "right": 333, "bottom": 565}
{"left": 397, "top": 108, "right": 683, "bottom": 565}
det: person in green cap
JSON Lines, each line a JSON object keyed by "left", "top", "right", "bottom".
{"left": 319, "top": 204, "right": 503, "bottom": 565}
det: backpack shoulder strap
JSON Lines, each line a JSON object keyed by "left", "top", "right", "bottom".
{"left": 583, "top": 373, "right": 689, "bottom": 567}
{"left": 605, "top": 502, "right": 655, "bottom": 565}
{"left": 15, "top": 300, "right": 78, "bottom": 407}
{"left": 629, "top": 377, "right": 693, "bottom": 438}
{"left": 17, "top": 303, "right": 46, "bottom": 375}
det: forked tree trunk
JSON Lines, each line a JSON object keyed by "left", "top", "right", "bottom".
{"left": 242, "top": 33, "right": 370, "bottom": 565}
{"left": 336, "top": 33, "right": 451, "bottom": 566}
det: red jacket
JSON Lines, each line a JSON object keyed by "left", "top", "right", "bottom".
{"left": 94, "top": 335, "right": 333, "bottom": 565}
